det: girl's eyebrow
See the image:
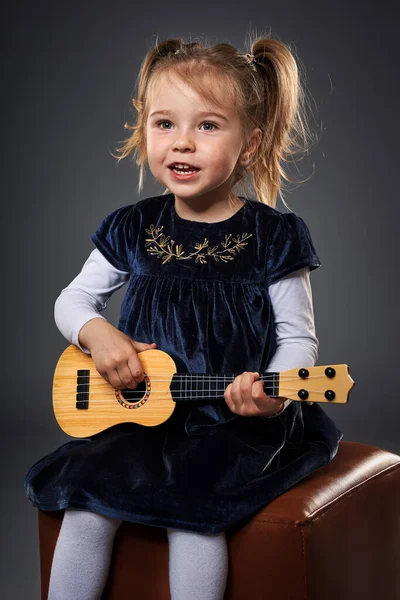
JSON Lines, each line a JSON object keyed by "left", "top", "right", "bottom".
{"left": 149, "top": 109, "right": 228, "bottom": 122}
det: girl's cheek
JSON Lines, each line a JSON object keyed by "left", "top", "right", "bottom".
{"left": 148, "top": 135, "right": 166, "bottom": 152}
{"left": 146, "top": 140, "right": 163, "bottom": 160}
{"left": 146, "top": 155, "right": 158, "bottom": 173}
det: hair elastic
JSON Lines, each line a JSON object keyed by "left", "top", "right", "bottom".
{"left": 173, "top": 48, "right": 257, "bottom": 66}
{"left": 245, "top": 53, "right": 257, "bottom": 65}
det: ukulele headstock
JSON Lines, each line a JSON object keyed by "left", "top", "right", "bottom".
{"left": 278, "top": 364, "right": 354, "bottom": 404}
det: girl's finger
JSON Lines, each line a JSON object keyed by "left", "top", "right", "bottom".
{"left": 127, "top": 356, "right": 146, "bottom": 384}
{"left": 108, "top": 369, "right": 126, "bottom": 390}
{"left": 230, "top": 373, "right": 246, "bottom": 407}
{"left": 251, "top": 379, "right": 268, "bottom": 406}
{"left": 131, "top": 340, "right": 157, "bottom": 352}
{"left": 224, "top": 383, "right": 235, "bottom": 411}
{"left": 240, "top": 372, "right": 258, "bottom": 405}
{"left": 117, "top": 364, "right": 139, "bottom": 389}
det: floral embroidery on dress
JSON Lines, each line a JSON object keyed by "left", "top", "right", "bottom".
{"left": 145, "top": 225, "right": 253, "bottom": 265}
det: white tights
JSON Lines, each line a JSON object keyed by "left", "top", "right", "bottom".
{"left": 47, "top": 508, "right": 228, "bottom": 600}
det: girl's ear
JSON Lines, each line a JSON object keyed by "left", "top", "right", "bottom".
{"left": 239, "top": 128, "right": 262, "bottom": 166}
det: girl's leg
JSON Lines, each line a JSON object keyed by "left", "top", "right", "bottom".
{"left": 47, "top": 508, "right": 122, "bottom": 600}
{"left": 166, "top": 528, "right": 229, "bottom": 600}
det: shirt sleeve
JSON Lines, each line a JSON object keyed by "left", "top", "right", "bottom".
{"left": 266, "top": 212, "right": 321, "bottom": 286}
{"left": 91, "top": 204, "right": 136, "bottom": 272}
{"left": 264, "top": 266, "right": 318, "bottom": 418}
{"left": 54, "top": 248, "right": 130, "bottom": 353}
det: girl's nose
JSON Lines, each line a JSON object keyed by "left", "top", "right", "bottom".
{"left": 172, "top": 137, "right": 195, "bottom": 151}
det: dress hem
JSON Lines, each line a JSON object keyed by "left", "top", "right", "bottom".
{"left": 26, "top": 496, "right": 233, "bottom": 534}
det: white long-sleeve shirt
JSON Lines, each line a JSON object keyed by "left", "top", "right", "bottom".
{"left": 54, "top": 248, "right": 318, "bottom": 416}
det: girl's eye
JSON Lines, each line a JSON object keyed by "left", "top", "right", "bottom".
{"left": 157, "top": 120, "right": 173, "bottom": 130}
{"left": 155, "top": 120, "right": 218, "bottom": 131}
{"left": 200, "top": 122, "right": 218, "bottom": 131}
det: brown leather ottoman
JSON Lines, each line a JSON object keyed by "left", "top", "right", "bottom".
{"left": 37, "top": 441, "right": 400, "bottom": 599}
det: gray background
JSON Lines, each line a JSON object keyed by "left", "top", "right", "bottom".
{"left": 3, "top": 0, "right": 399, "bottom": 597}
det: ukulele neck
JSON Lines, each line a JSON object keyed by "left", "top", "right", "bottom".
{"left": 170, "top": 373, "right": 279, "bottom": 403}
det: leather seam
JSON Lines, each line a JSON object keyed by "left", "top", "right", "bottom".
{"left": 303, "top": 461, "right": 400, "bottom": 525}
{"left": 300, "top": 524, "right": 307, "bottom": 600}
{"left": 252, "top": 460, "right": 400, "bottom": 526}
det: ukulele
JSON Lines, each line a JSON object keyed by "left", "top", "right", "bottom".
{"left": 53, "top": 345, "right": 354, "bottom": 438}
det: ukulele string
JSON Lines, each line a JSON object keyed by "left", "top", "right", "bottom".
{"left": 69, "top": 374, "right": 332, "bottom": 402}
{"left": 72, "top": 388, "right": 328, "bottom": 403}
{"left": 69, "top": 374, "right": 334, "bottom": 402}
{"left": 70, "top": 374, "right": 330, "bottom": 382}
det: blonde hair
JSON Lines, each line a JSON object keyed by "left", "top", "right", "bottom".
{"left": 113, "top": 29, "right": 317, "bottom": 209}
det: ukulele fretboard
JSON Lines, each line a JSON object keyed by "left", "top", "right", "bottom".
{"left": 170, "top": 373, "right": 279, "bottom": 402}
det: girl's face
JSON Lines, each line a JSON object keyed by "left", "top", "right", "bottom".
{"left": 145, "top": 72, "right": 260, "bottom": 206}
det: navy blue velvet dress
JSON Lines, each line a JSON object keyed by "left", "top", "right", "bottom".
{"left": 24, "top": 193, "right": 343, "bottom": 534}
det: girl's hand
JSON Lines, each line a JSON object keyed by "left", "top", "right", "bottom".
{"left": 224, "top": 371, "right": 287, "bottom": 417}
{"left": 78, "top": 318, "right": 157, "bottom": 390}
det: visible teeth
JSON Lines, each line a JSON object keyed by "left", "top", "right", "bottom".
{"left": 173, "top": 168, "right": 197, "bottom": 174}
{"left": 172, "top": 164, "right": 197, "bottom": 170}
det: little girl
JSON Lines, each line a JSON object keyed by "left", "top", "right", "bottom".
{"left": 25, "top": 34, "right": 343, "bottom": 599}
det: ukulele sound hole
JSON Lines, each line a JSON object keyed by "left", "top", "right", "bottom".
{"left": 120, "top": 381, "right": 147, "bottom": 403}
{"left": 114, "top": 373, "right": 151, "bottom": 409}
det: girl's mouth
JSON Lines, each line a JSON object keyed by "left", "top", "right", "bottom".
{"left": 168, "top": 165, "right": 201, "bottom": 180}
